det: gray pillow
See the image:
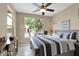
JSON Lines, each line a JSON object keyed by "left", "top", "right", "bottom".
{"left": 63, "top": 33, "right": 70, "bottom": 39}
{"left": 70, "top": 32, "right": 77, "bottom": 39}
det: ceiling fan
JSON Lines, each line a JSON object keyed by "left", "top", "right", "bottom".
{"left": 33, "top": 3, "right": 54, "bottom": 15}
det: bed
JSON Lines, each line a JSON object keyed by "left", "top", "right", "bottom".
{"left": 30, "top": 30, "right": 79, "bottom": 56}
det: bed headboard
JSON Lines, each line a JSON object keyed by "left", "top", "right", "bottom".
{"left": 55, "top": 30, "right": 79, "bottom": 41}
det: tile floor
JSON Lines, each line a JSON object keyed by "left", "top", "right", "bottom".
{"left": 17, "top": 38, "right": 34, "bottom": 56}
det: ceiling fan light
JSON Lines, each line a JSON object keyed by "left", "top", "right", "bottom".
{"left": 40, "top": 9, "right": 46, "bottom": 12}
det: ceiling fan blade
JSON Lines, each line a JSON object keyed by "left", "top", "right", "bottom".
{"left": 45, "top": 3, "right": 52, "bottom": 7}
{"left": 33, "top": 9, "right": 40, "bottom": 12}
{"left": 42, "top": 12, "right": 45, "bottom": 15}
{"left": 32, "top": 3, "right": 40, "bottom": 8}
{"left": 46, "top": 9, "right": 54, "bottom": 12}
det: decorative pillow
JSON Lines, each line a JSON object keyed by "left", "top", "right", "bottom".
{"left": 60, "top": 34, "right": 63, "bottom": 38}
{"left": 37, "top": 32, "right": 44, "bottom": 35}
{"left": 67, "top": 33, "right": 70, "bottom": 39}
{"left": 69, "top": 32, "right": 73, "bottom": 39}
{"left": 63, "top": 33, "right": 70, "bottom": 39}
{"left": 70, "top": 32, "right": 77, "bottom": 39}
{"left": 52, "top": 33, "right": 60, "bottom": 38}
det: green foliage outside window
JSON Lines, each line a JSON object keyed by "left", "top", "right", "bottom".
{"left": 24, "top": 18, "right": 43, "bottom": 35}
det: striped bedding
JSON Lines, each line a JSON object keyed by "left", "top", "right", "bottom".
{"left": 31, "top": 35, "right": 76, "bottom": 56}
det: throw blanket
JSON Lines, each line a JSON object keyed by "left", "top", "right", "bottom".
{"left": 32, "top": 35, "right": 75, "bottom": 56}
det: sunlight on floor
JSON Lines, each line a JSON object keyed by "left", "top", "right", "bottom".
{"left": 17, "top": 43, "right": 34, "bottom": 56}
{"left": 17, "top": 38, "right": 34, "bottom": 56}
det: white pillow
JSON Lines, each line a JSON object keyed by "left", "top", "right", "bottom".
{"left": 63, "top": 33, "right": 69, "bottom": 39}
{"left": 70, "top": 32, "right": 74, "bottom": 39}
{"left": 52, "top": 33, "right": 60, "bottom": 38}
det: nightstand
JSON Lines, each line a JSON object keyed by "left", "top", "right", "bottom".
{"left": 75, "top": 43, "right": 79, "bottom": 56}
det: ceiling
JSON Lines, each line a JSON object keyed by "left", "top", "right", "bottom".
{"left": 12, "top": 3, "right": 73, "bottom": 16}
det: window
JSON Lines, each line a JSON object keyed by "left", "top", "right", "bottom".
{"left": 6, "top": 11, "right": 13, "bottom": 39}
{"left": 7, "top": 12, "right": 13, "bottom": 28}
{"left": 24, "top": 17, "right": 43, "bottom": 38}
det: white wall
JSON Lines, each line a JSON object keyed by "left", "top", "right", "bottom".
{"left": 0, "top": 3, "right": 7, "bottom": 37}
{"left": 52, "top": 4, "right": 79, "bottom": 32}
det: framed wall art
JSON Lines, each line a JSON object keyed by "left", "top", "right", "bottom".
{"left": 61, "top": 20, "right": 70, "bottom": 30}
